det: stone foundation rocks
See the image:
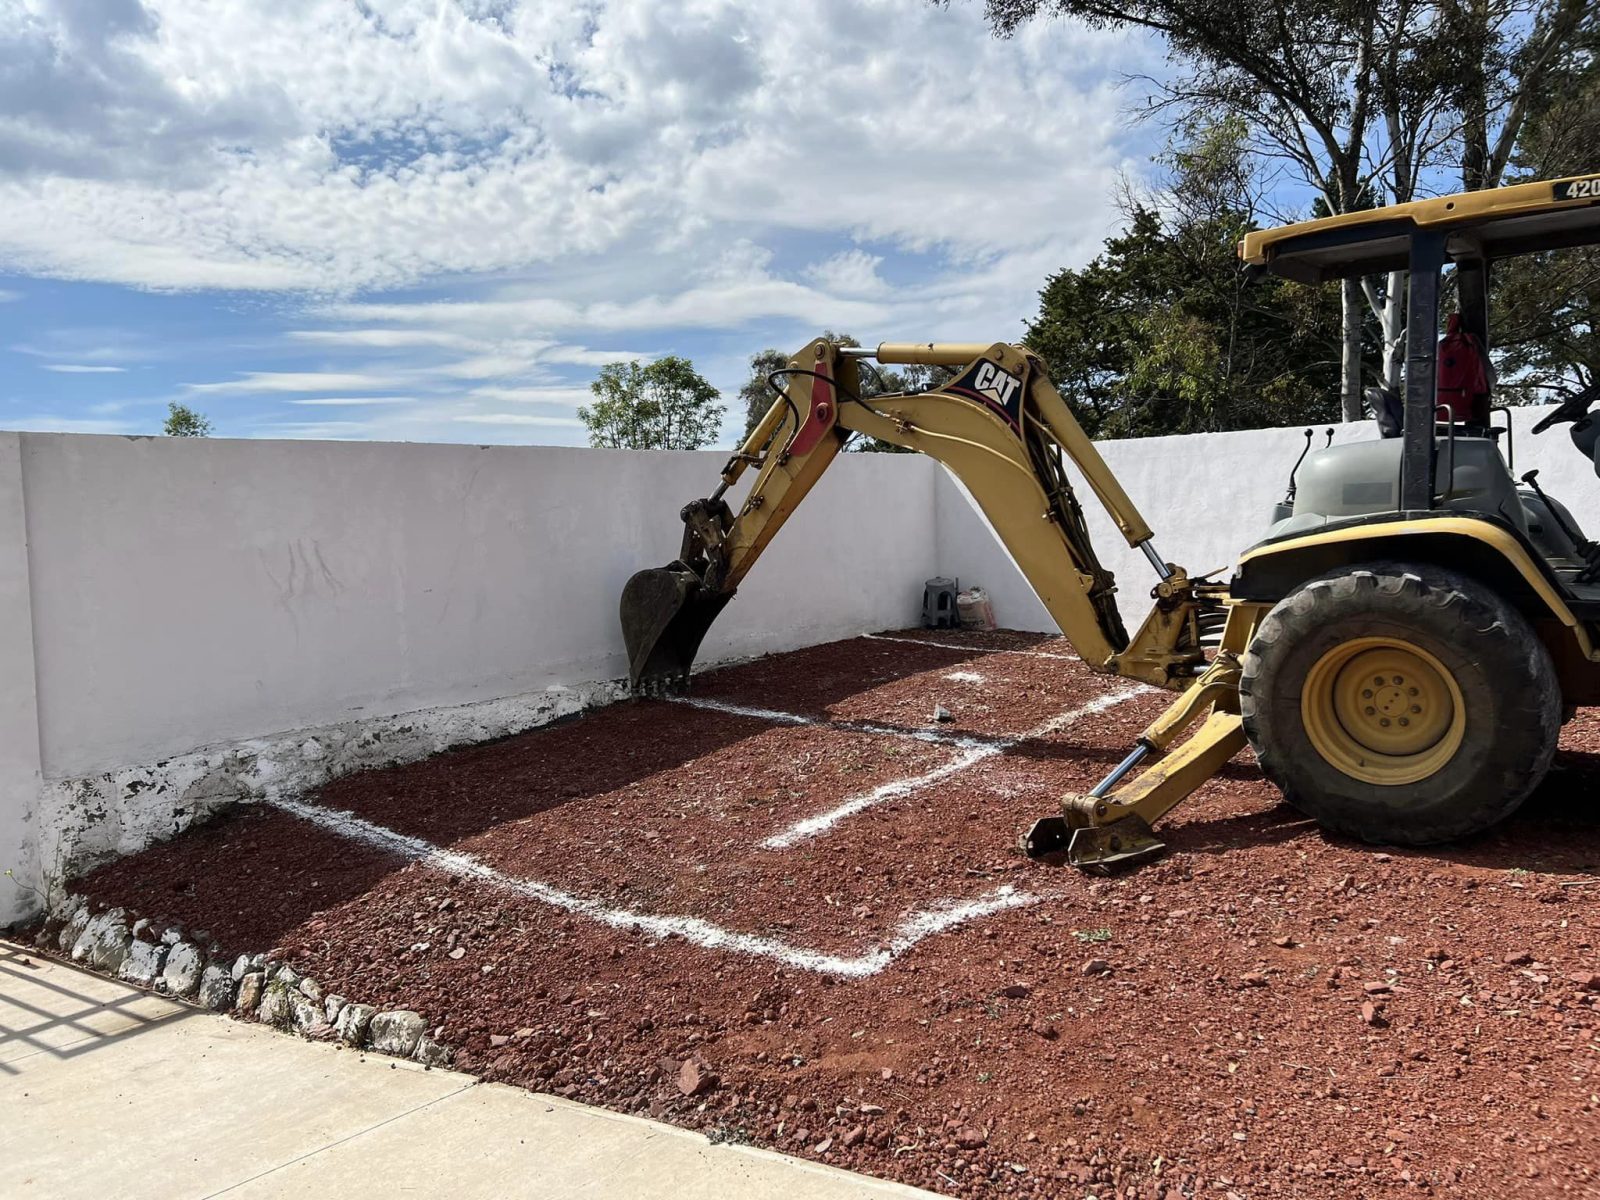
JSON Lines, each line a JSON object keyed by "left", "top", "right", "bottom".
{"left": 368, "top": 1010, "right": 425, "bottom": 1057}
{"left": 118, "top": 938, "right": 167, "bottom": 987}
{"left": 22, "top": 893, "right": 453, "bottom": 1073}
{"left": 161, "top": 942, "right": 205, "bottom": 998}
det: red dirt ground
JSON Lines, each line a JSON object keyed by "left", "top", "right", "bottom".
{"left": 69, "top": 630, "right": 1600, "bottom": 1199}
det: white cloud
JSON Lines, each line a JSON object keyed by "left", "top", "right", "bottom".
{"left": 186, "top": 371, "right": 403, "bottom": 394}
{"left": 285, "top": 329, "right": 488, "bottom": 351}
{"left": 452, "top": 413, "right": 583, "bottom": 427}
{"left": 0, "top": 289, "right": 21, "bottom": 302}
{"left": 805, "top": 250, "right": 888, "bottom": 298}
{"left": 0, "top": 0, "right": 1152, "bottom": 304}
{"left": 467, "top": 385, "right": 593, "bottom": 406}
{"left": 0, "top": 415, "right": 140, "bottom": 434}
{"left": 0, "top": 0, "right": 1163, "bottom": 447}
{"left": 43, "top": 363, "right": 126, "bottom": 373}
{"left": 286, "top": 396, "right": 418, "bottom": 407}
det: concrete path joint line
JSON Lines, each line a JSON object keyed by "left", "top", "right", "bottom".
{"left": 201, "top": 1083, "right": 478, "bottom": 1198}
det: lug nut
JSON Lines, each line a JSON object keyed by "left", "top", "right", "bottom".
{"left": 1380, "top": 718, "right": 1391, "bottom": 727}
{"left": 1410, "top": 704, "right": 1421, "bottom": 714}
{"left": 1365, "top": 706, "right": 1376, "bottom": 716}
{"left": 1362, "top": 689, "right": 1374, "bottom": 699}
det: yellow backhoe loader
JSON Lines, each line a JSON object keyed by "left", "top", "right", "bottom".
{"left": 620, "top": 172, "right": 1600, "bottom": 872}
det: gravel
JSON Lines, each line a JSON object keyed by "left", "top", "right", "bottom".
{"left": 67, "top": 629, "right": 1600, "bottom": 1199}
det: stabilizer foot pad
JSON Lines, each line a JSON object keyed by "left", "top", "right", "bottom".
{"left": 1021, "top": 815, "right": 1073, "bottom": 859}
{"left": 1066, "top": 816, "right": 1166, "bottom": 875}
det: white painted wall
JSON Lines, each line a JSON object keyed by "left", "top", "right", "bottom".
{"left": 936, "top": 406, "right": 1600, "bottom": 633}
{"left": 3, "top": 409, "right": 1596, "bottom": 925}
{"left": 0, "top": 435, "right": 42, "bottom": 915}
{"left": 18, "top": 436, "right": 933, "bottom": 780}
{"left": 0, "top": 434, "right": 936, "bottom": 924}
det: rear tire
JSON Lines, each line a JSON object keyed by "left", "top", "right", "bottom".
{"left": 1239, "top": 563, "right": 1560, "bottom": 845}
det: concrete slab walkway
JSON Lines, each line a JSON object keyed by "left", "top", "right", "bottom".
{"left": 0, "top": 941, "right": 935, "bottom": 1199}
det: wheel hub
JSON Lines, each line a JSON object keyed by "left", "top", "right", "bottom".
{"left": 1302, "top": 638, "right": 1466, "bottom": 785}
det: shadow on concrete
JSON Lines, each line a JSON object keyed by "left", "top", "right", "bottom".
{"left": 0, "top": 944, "right": 195, "bottom": 1076}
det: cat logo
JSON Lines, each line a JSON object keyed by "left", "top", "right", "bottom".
{"left": 972, "top": 361, "right": 1021, "bottom": 409}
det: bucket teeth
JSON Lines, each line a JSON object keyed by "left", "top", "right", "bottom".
{"left": 619, "top": 564, "right": 730, "bottom": 693}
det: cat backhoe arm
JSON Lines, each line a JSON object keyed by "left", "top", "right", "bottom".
{"left": 618, "top": 339, "right": 1254, "bottom": 874}
{"left": 620, "top": 338, "right": 1213, "bottom": 696}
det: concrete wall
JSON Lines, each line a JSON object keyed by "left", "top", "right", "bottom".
{"left": 0, "top": 435, "right": 42, "bottom": 920}
{"left": 1, "top": 434, "right": 936, "bottom": 924}
{"left": 3, "top": 409, "right": 1595, "bottom": 924}
{"left": 938, "top": 406, "right": 1600, "bottom": 634}
{"left": 18, "top": 436, "right": 934, "bottom": 780}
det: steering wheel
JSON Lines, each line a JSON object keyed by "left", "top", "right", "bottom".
{"left": 1531, "top": 379, "right": 1600, "bottom": 435}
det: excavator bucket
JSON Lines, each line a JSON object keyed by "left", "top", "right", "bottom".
{"left": 619, "top": 564, "right": 731, "bottom": 694}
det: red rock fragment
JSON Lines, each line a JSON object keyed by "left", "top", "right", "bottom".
{"left": 677, "top": 1057, "right": 719, "bottom": 1096}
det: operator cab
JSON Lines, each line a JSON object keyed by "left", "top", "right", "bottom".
{"left": 1240, "top": 173, "right": 1600, "bottom": 601}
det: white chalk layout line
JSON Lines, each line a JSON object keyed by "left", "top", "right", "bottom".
{"left": 759, "top": 685, "right": 1149, "bottom": 851}
{"left": 863, "top": 632, "right": 1080, "bottom": 661}
{"left": 668, "top": 694, "right": 1000, "bottom": 750}
{"left": 266, "top": 796, "right": 1041, "bottom": 979}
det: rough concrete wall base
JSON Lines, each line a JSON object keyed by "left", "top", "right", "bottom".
{"left": 22, "top": 679, "right": 623, "bottom": 919}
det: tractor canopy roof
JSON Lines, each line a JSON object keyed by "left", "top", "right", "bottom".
{"left": 1240, "top": 173, "right": 1600, "bottom": 283}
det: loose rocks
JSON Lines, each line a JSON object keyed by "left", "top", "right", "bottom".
{"left": 73, "top": 908, "right": 132, "bottom": 974}
{"left": 368, "top": 1010, "right": 425, "bottom": 1057}
{"left": 676, "top": 1057, "right": 720, "bottom": 1097}
{"left": 197, "top": 964, "right": 235, "bottom": 1011}
{"left": 161, "top": 942, "right": 205, "bottom": 998}
{"left": 235, "top": 971, "right": 264, "bottom": 1014}
{"left": 337, "top": 1002, "right": 377, "bottom": 1046}
{"left": 117, "top": 939, "right": 167, "bottom": 987}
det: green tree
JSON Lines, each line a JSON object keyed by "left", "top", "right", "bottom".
{"left": 163, "top": 402, "right": 213, "bottom": 437}
{"left": 578, "top": 356, "right": 725, "bottom": 450}
{"left": 1026, "top": 123, "right": 1343, "bottom": 436}
{"left": 735, "top": 332, "right": 955, "bottom": 453}
{"left": 1491, "top": 27, "right": 1599, "bottom": 393}
{"left": 739, "top": 347, "right": 790, "bottom": 439}
{"left": 952, "top": 0, "right": 1594, "bottom": 417}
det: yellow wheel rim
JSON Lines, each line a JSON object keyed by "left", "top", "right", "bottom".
{"left": 1301, "top": 637, "right": 1466, "bottom": 785}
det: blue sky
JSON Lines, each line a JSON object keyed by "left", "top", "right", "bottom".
{"left": 0, "top": 0, "right": 1167, "bottom": 447}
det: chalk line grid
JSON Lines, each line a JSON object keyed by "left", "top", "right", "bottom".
{"left": 862, "top": 631, "right": 1080, "bottom": 660}
{"left": 268, "top": 795, "right": 1040, "bottom": 979}
{"left": 267, "top": 663, "right": 1150, "bottom": 978}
